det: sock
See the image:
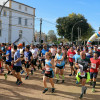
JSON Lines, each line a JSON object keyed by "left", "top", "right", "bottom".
{"left": 62, "top": 75, "right": 65, "bottom": 80}
{"left": 55, "top": 74, "right": 59, "bottom": 80}
{"left": 93, "top": 81, "right": 96, "bottom": 88}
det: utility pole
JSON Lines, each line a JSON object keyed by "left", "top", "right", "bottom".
{"left": 40, "top": 18, "right": 42, "bottom": 44}
{"left": 77, "top": 27, "right": 80, "bottom": 45}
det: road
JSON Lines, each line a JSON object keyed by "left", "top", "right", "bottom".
{"left": 0, "top": 64, "right": 100, "bottom": 100}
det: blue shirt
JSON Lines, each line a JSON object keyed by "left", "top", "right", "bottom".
{"left": 6, "top": 50, "right": 12, "bottom": 62}
{"left": 56, "top": 53, "right": 65, "bottom": 66}
{"left": 14, "top": 50, "right": 21, "bottom": 66}
{"left": 24, "top": 51, "right": 32, "bottom": 62}
{"left": 41, "top": 49, "right": 49, "bottom": 56}
{"left": 73, "top": 54, "right": 81, "bottom": 62}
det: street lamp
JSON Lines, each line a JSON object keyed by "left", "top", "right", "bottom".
{"left": 0, "top": 0, "right": 9, "bottom": 17}
{"left": 71, "top": 20, "right": 83, "bottom": 44}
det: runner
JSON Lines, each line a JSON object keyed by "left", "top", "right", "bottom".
{"left": 3, "top": 46, "right": 12, "bottom": 74}
{"left": 75, "top": 51, "right": 90, "bottom": 99}
{"left": 67, "top": 46, "right": 76, "bottom": 76}
{"left": 31, "top": 45, "right": 38, "bottom": 74}
{"left": 90, "top": 52, "right": 100, "bottom": 92}
{"left": 41, "top": 45, "right": 49, "bottom": 73}
{"left": 55, "top": 47, "right": 65, "bottom": 83}
{"left": 12, "top": 45, "right": 22, "bottom": 86}
{"left": 24, "top": 45, "right": 33, "bottom": 79}
{"left": 43, "top": 52, "right": 55, "bottom": 93}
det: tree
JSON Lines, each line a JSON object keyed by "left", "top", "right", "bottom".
{"left": 47, "top": 30, "right": 57, "bottom": 42}
{"left": 56, "top": 13, "right": 94, "bottom": 41}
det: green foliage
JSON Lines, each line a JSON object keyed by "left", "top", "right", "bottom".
{"left": 47, "top": 30, "right": 57, "bottom": 42}
{"left": 56, "top": 13, "right": 94, "bottom": 41}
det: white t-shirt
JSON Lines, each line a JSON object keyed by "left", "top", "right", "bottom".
{"left": 31, "top": 49, "right": 37, "bottom": 59}
{"left": 50, "top": 48, "right": 56, "bottom": 56}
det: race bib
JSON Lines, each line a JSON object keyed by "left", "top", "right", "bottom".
{"left": 57, "top": 61, "right": 61, "bottom": 65}
{"left": 45, "top": 65, "right": 50, "bottom": 71}
{"left": 80, "top": 72, "right": 85, "bottom": 77}
{"left": 91, "top": 63, "right": 96, "bottom": 69}
{"left": 6, "top": 56, "right": 9, "bottom": 60}
{"left": 70, "top": 54, "right": 73, "bottom": 58}
{"left": 25, "top": 57, "right": 28, "bottom": 61}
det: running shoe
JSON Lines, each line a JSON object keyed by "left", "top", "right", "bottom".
{"left": 21, "top": 70, "right": 24, "bottom": 74}
{"left": 16, "top": 79, "right": 19, "bottom": 84}
{"left": 69, "top": 74, "right": 72, "bottom": 76}
{"left": 76, "top": 81, "right": 79, "bottom": 84}
{"left": 25, "top": 76, "right": 29, "bottom": 80}
{"left": 31, "top": 70, "right": 33, "bottom": 75}
{"left": 92, "top": 88, "right": 95, "bottom": 93}
{"left": 4, "top": 74, "right": 7, "bottom": 80}
{"left": 51, "top": 88, "right": 55, "bottom": 93}
{"left": 17, "top": 81, "right": 23, "bottom": 86}
{"left": 43, "top": 88, "right": 48, "bottom": 93}
{"left": 55, "top": 80, "right": 59, "bottom": 84}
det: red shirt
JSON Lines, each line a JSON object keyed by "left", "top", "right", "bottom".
{"left": 90, "top": 58, "right": 100, "bottom": 73}
{"left": 67, "top": 51, "right": 76, "bottom": 62}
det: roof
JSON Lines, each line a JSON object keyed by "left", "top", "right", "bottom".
{"left": 11, "top": 0, "right": 36, "bottom": 9}
{"left": 0, "top": 5, "right": 35, "bottom": 17}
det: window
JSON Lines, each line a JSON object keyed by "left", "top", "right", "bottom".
{"left": 25, "top": 19, "right": 27, "bottom": 26}
{"left": 19, "top": 30, "right": 22, "bottom": 38}
{"left": 3, "top": 10, "right": 7, "bottom": 16}
{"left": 18, "top": 17, "right": 21, "bottom": 25}
{"left": 25, "top": 7, "right": 27, "bottom": 11}
{"left": 0, "top": 29, "right": 2, "bottom": 36}
{"left": 19, "top": 5, "right": 21, "bottom": 9}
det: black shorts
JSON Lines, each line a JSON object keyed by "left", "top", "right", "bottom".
{"left": 5, "top": 61, "right": 11, "bottom": 66}
{"left": 78, "top": 72, "right": 87, "bottom": 79}
{"left": 52, "top": 56, "right": 55, "bottom": 59}
{"left": 21, "top": 60, "right": 25, "bottom": 65}
{"left": 31, "top": 59, "right": 37, "bottom": 66}
{"left": 11, "top": 57, "right": 14, "bottom": 60}
{"left": 45, "top": 70, "right": 54, "bottom": 78}
{"left": 56, "top": 65, "right": 64, "bottom": 69}
{"left": 13, "top": 66, "right": 22, "bottom": 72}
{"left": 2, "top": 57, "right": 6, "bottom": 61}
{"left": 90, "top": 72, "right": 98, "bottom": 79}
{"left": 25, "top": 62, "right": 30, "bottom": 68}
{"left": 69, "top": 62, "right": 73, "bottom": 66}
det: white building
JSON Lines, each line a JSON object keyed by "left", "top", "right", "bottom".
{"left": 0, "top": 0, "right": 35, "bottom": 45}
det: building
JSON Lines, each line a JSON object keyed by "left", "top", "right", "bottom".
{"left": 34, "top": 31, "right": 47, "bottom": 44}
{"left": 0, "top": 0, "right": 35, "bottom": 45}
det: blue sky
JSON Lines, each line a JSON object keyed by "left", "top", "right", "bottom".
{"left": 16, "top": 0, "right": 100, "bottom": 35}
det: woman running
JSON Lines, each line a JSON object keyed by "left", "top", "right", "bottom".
{"left": 43, "top": 52, "right": 55, "bottom": 93}
{"left": 55, "top": 47, "right": 65, "bottom": 83}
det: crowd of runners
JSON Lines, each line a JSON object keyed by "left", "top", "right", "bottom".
{"left": 0, "top": 42, "right": 100, "bottom": 99}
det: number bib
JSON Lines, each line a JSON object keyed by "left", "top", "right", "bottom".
{"left": 80, "top": 72, "right": 85, "bottom": 77}
{"left": 25, "top": 57, "right": 28, "bottom": 61}
{"left": 69, "top": 54, "right": 73, "bottom": 58}
{"left": 57, "top": 61, "right": 61, "bottom": 65}
{"left": 91, "top": 63, "right": 96, "bottom": 69}
{"left": 45, "top": 65, "right": 50, "bottom": 71}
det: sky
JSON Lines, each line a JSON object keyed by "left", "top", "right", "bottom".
{"left": 15, "top": 0, "right": 100, "bottom": 35}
